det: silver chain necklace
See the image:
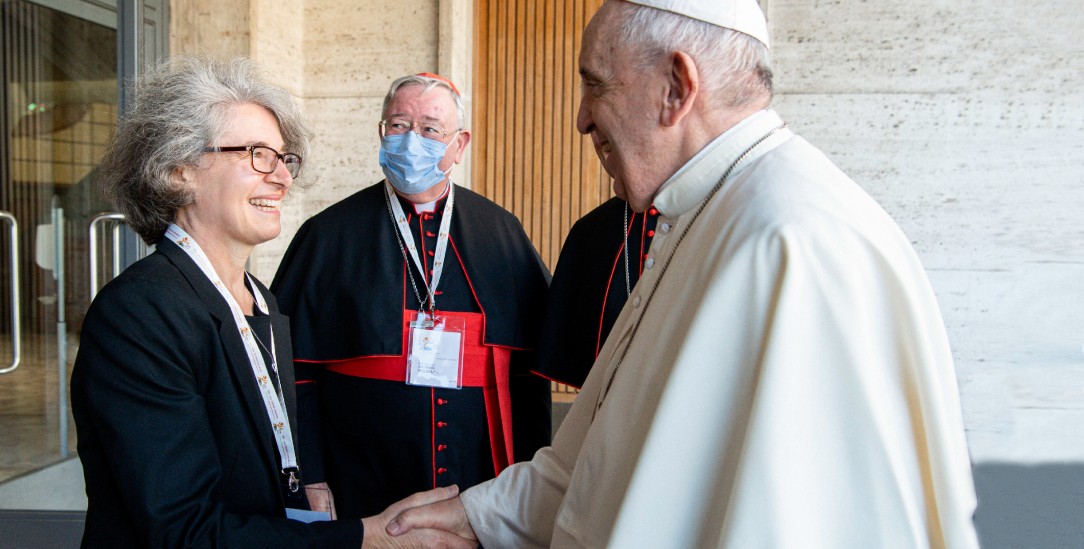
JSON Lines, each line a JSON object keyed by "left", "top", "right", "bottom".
{"left": 249, "top": 324, "right": 277, "bottom": 374}
{"left": 622, "top": 203, "right": 632, "bottom": 297}
{"left": 247, "top": 316, "right": 286, "bottom": 413}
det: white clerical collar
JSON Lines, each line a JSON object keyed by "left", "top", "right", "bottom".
{"left": 414, "top": 200, "right": 439, "bottom": 213}
{"left": 408, "top": 181, "right": 452, "bottom": 214}
{"left": 653, "top": 109, "right": 790, "bottom": 217}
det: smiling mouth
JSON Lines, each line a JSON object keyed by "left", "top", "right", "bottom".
{"left": 249, "top": 198, "right": 281, "bottom": 212}
{"left": 599, "top": 141, "right": 612, "bottom": 161}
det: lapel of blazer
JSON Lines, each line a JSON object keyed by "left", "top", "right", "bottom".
{"left": 157, "top": 238, "right": 280, "bottom": 473}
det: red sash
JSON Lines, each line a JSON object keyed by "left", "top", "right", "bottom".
{"left": 319, "top": 310, "right": 515, "bottom": 472}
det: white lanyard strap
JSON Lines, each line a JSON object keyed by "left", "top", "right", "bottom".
{"left": 164, "top": 224, "right": 299, "bottom": 483}
{"left": 384, "top": 181, "right": 455, "bottom": 312}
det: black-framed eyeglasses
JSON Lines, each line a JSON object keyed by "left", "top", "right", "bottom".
{"left": 203, "top": 145, "right": 303, "bottom": 178}
{"left": 379, "top": 118, "right": 459, "bottom": 142}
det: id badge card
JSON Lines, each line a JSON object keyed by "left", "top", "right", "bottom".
{"left": 286, "top": 508, "right": 331, "bottom": 523}
{"left": 406, "top": 311, "right": 466, "bottom": 389}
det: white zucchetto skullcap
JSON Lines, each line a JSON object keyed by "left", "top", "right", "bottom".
{"left": 623, "top": 0, "right": 770, "bottom": 47}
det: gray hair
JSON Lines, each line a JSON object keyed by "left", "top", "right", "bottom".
{"left": 381, "top": 74, "right": 466, "bottom": 130}
{"left": 98, "top": 56, "right": 311, "bottom": 244}
{"left": 614, "top": 2, "right": 773, "bottom": 110}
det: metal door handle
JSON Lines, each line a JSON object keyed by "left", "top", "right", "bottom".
{"left": 88, "top": 213, "right": 126, "bottom": 301}
{"left": 0, "top": 211, "right": 20, "bottom": 375}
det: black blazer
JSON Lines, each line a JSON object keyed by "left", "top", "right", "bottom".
{"left": 71, "top": 237, "right": 362, "bottom": 548}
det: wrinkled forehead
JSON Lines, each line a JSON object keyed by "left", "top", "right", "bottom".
{"left": 579, "top": 3, "right": 622, "bottom": 76}
{"left": 581, "top": 2, "right": 637, "bottom": 84}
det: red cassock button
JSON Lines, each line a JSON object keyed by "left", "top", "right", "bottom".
{"left": 427, "top": 250, "right": 435, "bottom": 256}
{"left": 647, "top": 230, "right": 655, "bottom": 237}
{"left": 438, "top": 444, "right": 447, "bottom": 452}
{"left": 436, "top": 421, "right": 448, "bottom": 428}
{"left": 436, "top": 398, "right": 448, "bottom": 405}
{"left": 648, "top": 207, "right": 658, "bottom": 216}
{"left": 437, "top": 467, "right": 448, "bottom": 475}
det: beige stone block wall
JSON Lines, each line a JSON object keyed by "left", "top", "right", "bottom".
{"left": 170, "top": 0, "right": 250, "bottom": 57}
{"left": 250, "top": 0, "right": 305, "bottom": 98}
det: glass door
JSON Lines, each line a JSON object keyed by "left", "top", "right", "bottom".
{"left": 0, "top": 0, "right": 116, "bottom": 482}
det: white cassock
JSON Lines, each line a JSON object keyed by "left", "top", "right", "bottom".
{"left": 461, "top": 110, "right": 979, "bottom": 549}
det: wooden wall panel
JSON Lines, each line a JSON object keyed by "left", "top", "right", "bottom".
{"left": 473, "top": 0, "right": 608, "bottom": 270}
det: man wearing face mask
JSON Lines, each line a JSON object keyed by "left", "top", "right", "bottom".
{"left": 271, "top": 73, "right": 553, "bottom": 521}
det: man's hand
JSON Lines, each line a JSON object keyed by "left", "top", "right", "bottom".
{"left": 305, "top": 482, "right": 336, "bottom": 520}
{"left": 385, "top": 491, "right": 476, "bottom": 542}
{"left": 360, "top": 485, "right": 477, "bottom": 549}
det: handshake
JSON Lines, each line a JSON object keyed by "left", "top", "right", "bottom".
{"left": 361, "top": 485, "right": 479, "bottom": 549}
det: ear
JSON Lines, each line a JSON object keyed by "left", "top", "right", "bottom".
{"left": 660, "top": 51, "right": 699, "bottom": 127}
{"left": 170, "top": 165, "right": 196, "bottom": 191}
{"left": 451, "top": 130, "right": 471, "bottom": 164}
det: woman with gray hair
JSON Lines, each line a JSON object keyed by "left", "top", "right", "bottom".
{"left": 69, "top": 56, "right": 465, "bottom": 548}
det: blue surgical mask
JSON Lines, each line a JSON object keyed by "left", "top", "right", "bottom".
{"left": 378, "top": 131, "right": 451, "bottom": 195}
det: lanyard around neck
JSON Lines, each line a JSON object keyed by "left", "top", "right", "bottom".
{"left": 163, "top": 224, "right": 300, "bottom": 486}
{"left": 384, "top": 181, "right": 455, "bottom": 313}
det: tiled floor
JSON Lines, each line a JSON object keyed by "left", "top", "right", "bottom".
{"left": 0, "top": 457, "right": 86, "bottom": 510}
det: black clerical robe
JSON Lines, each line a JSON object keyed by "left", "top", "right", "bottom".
{"left": 535, "top": 197, "right": 659, "bottom": 388}
{"left": 271, "top": 182, "right": 551, "bottom": 519}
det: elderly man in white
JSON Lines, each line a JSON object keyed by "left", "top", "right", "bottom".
{"left": 379, "top": 1, "right": 980, "bottom": 547}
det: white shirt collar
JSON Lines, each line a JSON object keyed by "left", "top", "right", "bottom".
{"left": 653, "top": 109, "right": 789, "bottom": 217}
